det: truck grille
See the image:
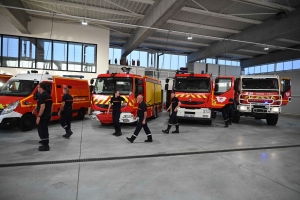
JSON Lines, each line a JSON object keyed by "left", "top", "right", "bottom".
{"left": 181, "top": 101, "right": 204, "bottom": 105}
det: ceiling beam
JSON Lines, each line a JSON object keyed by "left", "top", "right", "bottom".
{"left": 121, "top": 0, "right": 187, "bottom": 57}
{"left": 0, "top": 0, "right": 30, "bottom": 34}
{"left": 140, "top": 43, "right": 198, "bottom": 52}
{"left": 223, "top": 53, "right": 253, "bottom": 59}
{"left": 147, "top": 37, "right": 209, "bottom": 47}
{"left": 188, "top": 8, "right": 300, "bottom": 62}
{"left": 238, "top": 49, "right": 268, "bottom": 54}
{"left": 155, "top": 29, "right": 221, "bottom": 41}
{"left": 276, "top": 38, "right": 300, "bottom": 45}
{"left": 126, "top": 0, "right": 154, "bottom": 4}
{"left": 181, "top": 7, "right": 262, "bottom": 24}
{"left": 232, "top": 0, "right": 295, "bottom": 12}
{"left": 168, "top": 19, "right": 240, "bottom": 34}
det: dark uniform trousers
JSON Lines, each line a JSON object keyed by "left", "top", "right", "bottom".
{"left": 169, "top": 111, "right": 179, "bottom": 125}
{"left": 133, "top": 117, "right": 151, "bottom": 138}
{"left": 112, "top": 110, "right": 121, "bottom": 132}
{"left": 38, "top": 115, "right": 51, "bottom": 145}
{"left": 60, "top": 110, "right": 72, "bottom": 131}
{"left": 222, "top": 104, "right": 234, "bottom": 122}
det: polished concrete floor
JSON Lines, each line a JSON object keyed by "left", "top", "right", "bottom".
{"left": 0, "top": 113, "right": 300, "bottom": 200}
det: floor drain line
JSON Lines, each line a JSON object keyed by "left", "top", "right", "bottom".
{"left": 1, "top": 144, "right": 300, "bottom": 168}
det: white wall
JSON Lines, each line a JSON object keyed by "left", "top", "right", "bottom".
{"left": 0, "top": 14, "right": 109, "bottom": 80}
{"left": 220, "top": 65, "right": 241, "bottom": 76}
{"left": 109, "top": 65, "right": 145, "bottom": 76}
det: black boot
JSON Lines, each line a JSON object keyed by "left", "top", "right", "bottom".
{"left": 224, "top": 120, "right": 229, "bottom": 128}
{"left": 228, "top": 119, "right": 232, "bottom": 125}
{"left": 162, "top": 125, "right": 171, "bottom": 134}
{"left": 115, "top": 131, "right": 122, "bottom": 137}
{"left": 113, "top": 131, "right": 117, "bottom": 136}
{"left": 126, "top": 135, "right": 136, "bottom": 143}
{"left": 38, "top": 140, "right": 42, "bottom": 143}
{"left": 172, "top": 125, "right": 179, "bottom": 133}
{"left": 38, "top": 145, "right": 50, "bottom": 151}
{"left": 144, "top": 134, "right": 153, "bottom": 142}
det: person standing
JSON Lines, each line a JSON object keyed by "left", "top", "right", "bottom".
{"left": 107, "top": 91, "right": 125, "bottom": 137}
{"left": 162, "top": 92, "right": 181, "bottom": 134}
{"left": 33, "top": 83, "right": 53, "bottom": 151}
{"left": 126, "top": 95, "right": 152, "bottom": 143}
{"left": 58, "top": 87, "right": 73, "bottom": 138}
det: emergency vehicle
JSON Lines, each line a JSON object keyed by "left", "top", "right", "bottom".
{"left": 233, "top": 75, "right": 291, "bottom": 125}
{"left": 0, "top": 73, "right": 12, "bottom": 90}
{"left": 0, "top": 71, "right": 90, "bottom": 131}
{"left": 91, "top": 67, "right": 162, "bottom": 124}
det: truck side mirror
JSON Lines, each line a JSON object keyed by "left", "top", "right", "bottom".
{"left": 215, "top": 79, "right": 219, "bottom": 83}
{"left": 90, "top": 79, "right": 94, "bottom": 85}
{"left": 214, "top": 84, "right": 219, "bottom": 92}
{"left": 165, "top": 84, "right": 169, "bottom": 91}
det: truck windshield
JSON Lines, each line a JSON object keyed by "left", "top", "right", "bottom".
{"left": 174, "top": 77, "right": 210, "bottom": 93}
{"left": 0, "top": 80, "right": 39, "bottom": 96}
{"left": 95, "top": 77, "right": 133, "bottom": 95}
{"left": 242, "top": 78, "right": 279, "bottom": 90}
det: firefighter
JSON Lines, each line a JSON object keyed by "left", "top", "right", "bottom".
{"left": 107, "top": 91, "right": 125, "bottom": 137}
{"left": 222, "top": 104, "right": 234, "bottom": 127}
{"left": 58, "top": 87, "right": 73, "bottom": 138}
{"left": 32, "top": 83, "right": 53, "bottom": 151}
{"left": 126, "top": 95, "right": 152, "bottom": 143}
{"left": 162, "top": 91, "right": 181, "bottom": 134}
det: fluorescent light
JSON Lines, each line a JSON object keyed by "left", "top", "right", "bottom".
{"left": 82, "top": 21, "right": 88, "bottom": 25}
{"left": 187, "top": 34, "right": 192, "bottom": 40}
{"left": 264, "top": 47, "right": 269, "bottom": 50}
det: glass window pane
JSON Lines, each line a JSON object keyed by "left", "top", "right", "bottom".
{"left": 130, "top": 51, "right": 139, "bottom": 66}
{"left": 36, "top": 39, "right": 52, "bottom": 70}
{"left": 284, "top": 61, "right": 292, "bottom": 70}
{"left": 114, "top": 48, "right": 121, "bottom": 64}
{"left": 179, "top": 55, "right": 186, "bottom": 68}
{"left": 53, "top": 41, "right": 67, "bottom": 71}
{"left": 109, "top": 48, "right": 114, "bottom": 63}
{"left": 293, "top": 60, "right": 300, "bottom": 69}
{"left": 160, "top": 54, "right": 171, "bottom": 69}
{"left": 226, "top": 60, "right": 232, "bottom": 66}
{"left": 248, "top": 67, "right": 254, "bottom": 74}
{"left": 245, "top": 68, "right": 249, "bottom": 75}
{"left": 171, "top": 55, "right": 179, "bottom": 70}
{"left": 83, "top": 44, "right": 96, "bottom": 72}
{"left": 68, "top": 43, "right": 82, "bottom": 71}
{"left": 148, "top": 53, "right": 155, "bottom": 67}
{"left": 277, "top": 62, "right": 283, "bottom": 71}
{"left": 140, "top": 51, "right": 147, "bottom": 67}
{"left": 20, "top": 37, "right": 36, "bottom": 68}
{"left": 268, "top": 64, "right": 274, "bottom": 72}
{"left": 254, "top": 66, "right": 260, "bottom": 74}
{"left": 2, "top": 36, "right": 19, "bottom": 67}
{"left": 219, "top": 59, "right": 225, "bottom": 65}
{"left": 261, "top": 65, "right": 267, "bottom": 73}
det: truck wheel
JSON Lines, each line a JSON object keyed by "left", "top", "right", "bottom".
{"left": 18, "top": 114, "right": 35, "bottom": 132}
{"left": 205, "top": 120, "right": 212, "bottom": 125}
{"left": 254, "top": 117, "right": 261, "bottom": 120}
{"left": 266, "top": 114, "right": 278, "bottom": 126}
{"left": 232, "top": 112, "right": 240, "bottom": 123}
{"left": 77, "top": 108, "right": 86, "bottom": 120}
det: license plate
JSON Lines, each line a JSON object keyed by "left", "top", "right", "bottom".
{"left": 203, "top": 115, "right": 209, "bottom": 118}
{"left": 185, "top": 114, "right": 195, "bottom": 117}
{"left": 123, "top": 119, "right": 129, "bottom": 122}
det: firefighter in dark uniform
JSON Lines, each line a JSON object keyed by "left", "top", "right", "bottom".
{"left": 32, "top": 83, "right": 53, "bottom": 151}
{"left": 58, "top": 87, "right": 73, "bottom": 138}
{"left": 126, "top": 95, "right": 152, "bottom": 143}
{"left": 107, "top": 91, "right": 125, "bottom": 137}
{"left": 162, "top": 91, "right": 181, "bottom": 134}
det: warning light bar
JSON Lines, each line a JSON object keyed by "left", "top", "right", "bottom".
{"left": 63, "top": 75, "right": 84, "bottom": 79}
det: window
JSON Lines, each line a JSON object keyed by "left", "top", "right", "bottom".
{"left": 293, "top": 60, "right": 300, "bottom": 69}
{"left": 232, "top": 61, "right": 239, "bottom": 66}
{"left": 68, "top": 43, "right": 82, "bottom": 71}
{"left": 83, "top": 44, "right": 96, "bottom": 72}
{"left": 226, "top": 60, "right": 232, "bottom": 66}
{"left": 171, "top": 55, "right": 179, "bottom": 70}
{"left": 53, "top": 41, "right": 67, "bottom": 71}
{"left": 254, "top": 66, "right": 260, "bottom": 74}
{"left": 140, "top": 51, "right": 147, "bottom": 67}
{"left": 148, "top": 53, "right": 155, "bottom": 67}
{"left": 261, "top": 65, "right": 267, "bottom": 73}
{"left": 216, "top": 78, "right": 232, "bottom": 93}
{"left": 0, "top": 79, "right": 39, "bottom": 97}
{"left": 94, "top": 77, "right": 132, "bottom": 95}
{"left": 174, "top": 77, "right": 210, "bottom": 92}
{"left": 36, "top": 39, "right": 52, "bottom": 70}
{"left": 268, "top": 64, "right": 274, "bottom": 72}
{"left": 284, "top": 61, "right": 292, "bottom": 70}
{"left": 218, "top": 59, "right": 225, "bottom": 65}
{"left": 206, "top": 58, "right": 215, "bottom": 64}
{"left": 20, "top": 37, "right": 36, "bottom": 68}
{"left": 113, "top": 48, "right": 121, "bottom": 63}
{"left": 179, "top": 55, "right": 186, "bottom": 68}
{"left": 2, "top": 36, "right": 19, "bottom": 67}
{"left": 109, "top": 48, "right": 114, "bottom": 63}
{"left": 248, "top": 67, "right": 254, "bottom": 74}
{"left": 160, "top": 54, "right": 171, "bottom": 69}
{"left": 129, "top": 50, "right": 139, "bottom": 65}
{"left": 276, "top": 62, "right": 283, "bottom": 71}
{"left": 245, "top": 68, "right": 249, "bottom": 75}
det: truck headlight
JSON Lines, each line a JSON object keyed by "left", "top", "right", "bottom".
{"left": 1, "top": 100, "right": 20, "bottom": 115}
{"left": 203, "top": 109, "right": 211, "bottom": 113}
{"left": 239, "top": 106, "right": 247, "bottom": 111}
{"left": 272, "top": 107, "right": 279, "bottom": 112}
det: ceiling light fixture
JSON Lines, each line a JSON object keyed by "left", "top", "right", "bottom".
{"left": 187, "top": 34, "right": 192, "bottom": 40}
{"left": 82, "top": 20, "right": 88, "bottom": 25}
{"left": 264, "top": 46, "right": 269, "bottom": 50}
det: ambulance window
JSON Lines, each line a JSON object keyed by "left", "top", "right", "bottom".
{"left": 216, "top": 79, "right": 232, "bottom": 93}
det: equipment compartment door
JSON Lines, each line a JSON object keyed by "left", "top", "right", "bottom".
{"left": 213, "top": 77, "right": 235, "bottom": 109}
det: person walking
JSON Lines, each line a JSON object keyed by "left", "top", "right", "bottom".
{"left": 126, "top": 95, "right": 152, "bottom": 143}
{"left": 58, "top": 87, "right": 73, "bottom": 138}
{"left": 162, "top": 92, "right": 181, "bottom": 134}
{"left": 222, "top": 104, "right": 234, "bottom": 128}
{"left": 107, "top": 91, "right": 125, "bottom": 137}
{"left": 32, "top": 83, "right": 53, "bottom": 151}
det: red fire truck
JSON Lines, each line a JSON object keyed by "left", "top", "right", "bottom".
{"left": 233, "top": 75, "right": 291, "bottom": 125}
{"left": 91, "top": 68, "right": 162, "bottom": 124}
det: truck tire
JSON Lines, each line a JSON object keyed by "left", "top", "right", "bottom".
{"left": 18, "top": 114, "right": 35, "bottom": 132}
{"left": 205, "top": 120, "right": 212, "bottom": 125}
{"left": 266, "top": 114, "right": 278, "bottom": 126}
{"left": 232, "top": 112, "right": 240, "bottom": 123}
{"left": 77, "top": 108, "right": 86, "bottom": 120}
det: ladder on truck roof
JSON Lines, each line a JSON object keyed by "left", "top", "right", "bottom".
{"left": 63, "top": 75, "right": 84, "bottom": 79}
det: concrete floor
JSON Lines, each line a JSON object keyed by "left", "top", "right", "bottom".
{"left": 0, "top": 113, "right": 300, "bottom": 200}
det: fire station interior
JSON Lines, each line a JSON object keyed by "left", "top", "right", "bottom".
{"left": 1, "top": 0, "right": 300, "bottom": 199}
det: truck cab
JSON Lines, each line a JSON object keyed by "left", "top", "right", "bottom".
{"left": 0, "top": 74, "right": 12, "bottom": 90}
